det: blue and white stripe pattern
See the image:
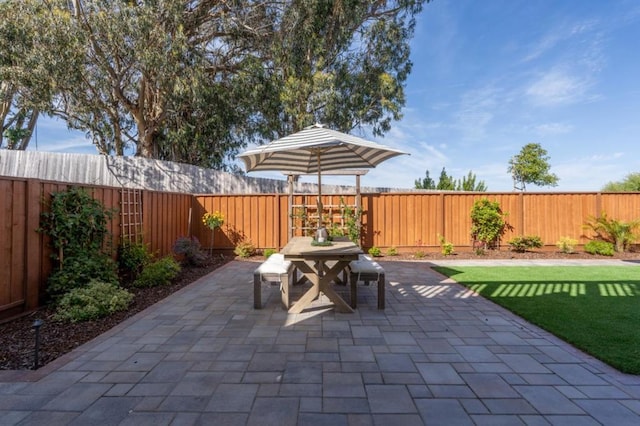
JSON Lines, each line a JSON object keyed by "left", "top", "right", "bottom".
{"left": 238, "top": 124, "right": 408, "bottom": 173}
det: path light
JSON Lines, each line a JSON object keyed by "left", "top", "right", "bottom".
{"left": 32, "top": 319, "right": 43, "bottom": 370}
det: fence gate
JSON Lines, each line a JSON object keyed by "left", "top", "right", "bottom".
{"left": 120, "top": 188, "right": 144, "bottom": 243}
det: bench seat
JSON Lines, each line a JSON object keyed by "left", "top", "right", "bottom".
{"left": 253, "top": 254, "right": 295, "bottom": 310}
{"left": 349, "top": 254, "right": 385, "bottom": 309}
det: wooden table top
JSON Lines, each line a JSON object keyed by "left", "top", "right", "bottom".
{"left": 281, "top": 237, "right": 362, "bottom": 260}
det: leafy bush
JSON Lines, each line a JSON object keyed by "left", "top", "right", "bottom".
{"left": 173, "top": 236, "right": 207, "bottom": 266}
{"left": 39, "top": 187, "right": 114, "bottom": 261}
{"left": 368, "top": 246, "right": 382, "bottom": 257}
{"left": 438, "top": 234, "right": 455, "bottom": 256}
{"left": 234, "top": 241, "right": 256, "bottom": 258}
{"left": 47, "top": 254, "right": 119, "bottom": 300}
{"left": 263, "top": 248, "right": 277, "bottom": 258}
{"left": 414, "top": 250, "right": 425, "bottom": 259}
{"left": 470, "top": 198, "right": 508, "bottom": 250}
{"left": 508, "top": 235, "right": 543, "bottom": 253}
{"left": 133, "top": 257, "right": 181, "bottom": 288}
{"left": 118, "top": 241, "right": 153, "bottom": 277}
{"left": 583, "top": 212, "right": 640, "bottom": 252}
{"left": 556, "top": 236, "right": 578, "bottom": 254}
{"left": 584, "top": 240, "right": 615, "bottom": 256}
{"left": 386, "top": 246, "right": 398, "bottom": 256}
{"left": 39, "top": 187, "right": 118, "bottom": 301}
{"left": 54, "top": 281, "right": 133, "bottom": 323}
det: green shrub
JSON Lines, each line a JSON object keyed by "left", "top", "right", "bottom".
{"left": 508, "top": 235, "right": 543, "bottom": 253}
{"left": 584, "top": 240, "right": 615, "bottom": 256}
{"left": 583, "top": 212, "right": 640, "bottom": 252}
{"left": 386, "top": 246, "right": 398, "bottom": 256}
{"left": 118, "top": 241, "right": 153, "bottom": 277}
{"left": 414, "top": 250, "right": 425, "bottom": 259}
{"left": 556, "top": 236, "right": 578, "bottom": 254}
{"left": 54, "top": 281, "right": 133, "bottom": 323}
{"left": 133, "top": 257, "right": 181, "bottom": 288}
{"left": 39, "top": 187, "right": 114, "bottom": 261}
{"left": 173, "top": 236, "right": 207, "bottom": 266}
{"left": 47, "top": 254, "right": 119, "bottom": 300}
{"left": 263, "top": 248, "right": 277, "bottom": 258}
{"left": 470, "top": 198, "right": 508, "bottom": 250}
{"left": 234, "top": 241, "right": 256, "bottom": 258}
{"left": 438, "top": 234, "right": 455, "bottom": 256}
{"left": 368, "top": 246, "right": 382, "bottom": 257}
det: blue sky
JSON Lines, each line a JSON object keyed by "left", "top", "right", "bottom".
{"left": 31, "top": 0, "right": 640, "bottom": 191}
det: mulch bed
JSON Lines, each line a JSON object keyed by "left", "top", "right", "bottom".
{"left": 1, "top": 249, "right": 638, "bottom": 371}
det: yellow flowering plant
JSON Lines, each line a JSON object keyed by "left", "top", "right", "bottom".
{"left": 202, "top": 211, "right": 224, "bottom": 230}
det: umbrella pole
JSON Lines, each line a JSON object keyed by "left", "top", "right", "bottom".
{"left": 316, "top": 151, "right": 323, "bottom": 227}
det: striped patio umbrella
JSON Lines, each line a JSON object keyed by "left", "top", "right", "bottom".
{"left": 238, "top": 124, "right": 408, "bottom": 218}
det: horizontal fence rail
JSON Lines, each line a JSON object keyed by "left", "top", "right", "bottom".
{"left": 1, "top": 174, "right": 639, "bottom": 319}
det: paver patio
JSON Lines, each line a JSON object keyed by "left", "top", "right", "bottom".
{"left": 1, "top": 259, "right": 639, "bottom": 425}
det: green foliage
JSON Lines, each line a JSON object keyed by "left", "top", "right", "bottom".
{"left": 584, "top": 240, "right": 615, "bottom": 256}
{"left": 508, "top": 143, "right": 559, "bottom": 191}
{"left": 414, "top": 170, "right": 435, "bottom": 189}
{"left": 415, "top": 168, "right": 487, "bottom": 191}
{"left": 54, "top": 281, "right": 133, "bottom": 323}
{"left": 583, "top": 212, "right": 640, "bottom": 252}
{"left": 4, "top": 0, "right": 426, "bottom": 168}
{"left": 118, "top": 241, "right": 153, "bottom": 278}
{"left": 470, "top": 198, "right": 508, "bottom": 250}
{"left": 507, "top": 235, "right": 543, "bottom": 253}
{"left": 438, "top": 234, "right": 454, "bottom": 256}
{"left": 39, "top": 187, "right": 114, "bottom": 262}
{"left": 173, "top": 236, "right": 207, "bottom": 266}
{"left": 263, "top": 248, "right": 277, "bottom": 258}
{"left": 133, "top": 257, "right": 181, "bottom": 288}
{"left": 368, "top": 246, "right": 382, "bottom": 257}
{"left": 234, "top": 241, "right": 256, "bottom": 258}
{"left": 556, "top": 237, "right": 578, "bottom": 254}
{"left": 457, "top": 171, "right": 488, "bottom": 192}
{"left": 340, "top": 197, "right": 362, "bottom": 244}
{"left": 386, "top": 247, "right": 398, "bottom": 256}
{"left": 47, "top": 254, "right": 119, "bottom": 300}
{"left": 436, "top": 167, "right": 456, "bottom": 190}
{"left": 414, "top": 250, "right": 426, "bottom": 259}
{"left": 39, "top": 187, "right": 117, "bottom": 300}
{"left": 602, "top": 172, "right": 640, "bottom": 192}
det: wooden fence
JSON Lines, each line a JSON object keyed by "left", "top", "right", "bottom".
{"left": 2, "top": 174, "right": 639, "bottom": 320}
{"left": 0, "top": 177, "right": 191, "bottom": 320}
{"left": 192, "top": 192, "right": 640, "bottom": 251}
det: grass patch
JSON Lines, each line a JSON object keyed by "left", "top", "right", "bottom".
{"left": 432, "top": 265, "right": 640, "bottom": 374}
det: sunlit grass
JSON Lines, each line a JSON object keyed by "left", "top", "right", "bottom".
{"left": 432, "top": 265, "right": 640, "bottom": 374}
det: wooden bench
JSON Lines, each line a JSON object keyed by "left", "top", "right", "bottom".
{"left": 349, "top": 254, "right": 385, "bottom": 309}
{"left": 253, "top": 254, "right": 296, "bottom": 310}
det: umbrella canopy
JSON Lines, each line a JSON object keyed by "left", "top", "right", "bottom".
{"left": 238, "top": 124, "right": 407, "bottom": 174}
{"left": 238, "top": 124, "right": 408, "bottom": 227}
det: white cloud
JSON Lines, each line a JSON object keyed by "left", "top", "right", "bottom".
{"left": 533, "top": 122, "right": 574, "bottom": 136}
{"left": 526, "top": 68, "right": 591, "bottom": 106}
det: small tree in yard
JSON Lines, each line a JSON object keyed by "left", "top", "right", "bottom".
{"left": 583, "top": 212, "right": 640, "bottom": 253}
{"left": 508, "top": 143, "right": 559, "bottom": 191}
{"left": 470, "top": 199, "right": 508, "bottom": 250}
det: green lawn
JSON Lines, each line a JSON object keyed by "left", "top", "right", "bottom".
{"left": 432, "top": 265, "right": 640, "bottom": 374}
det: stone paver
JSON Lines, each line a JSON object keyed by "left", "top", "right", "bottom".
{"left": 1, "top": 259, "right": 639, "bottom": 425}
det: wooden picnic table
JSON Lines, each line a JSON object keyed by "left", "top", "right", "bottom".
{"left": 281, "top": 236, "right": 362, "bottom": 313}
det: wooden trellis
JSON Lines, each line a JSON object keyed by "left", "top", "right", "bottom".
{"left": 120, "top": 188, "right": 144, "bottom": 243}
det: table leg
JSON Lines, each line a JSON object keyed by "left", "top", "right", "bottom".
{"left": 288, "top": 260, "right": 354, "bottom": 314}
